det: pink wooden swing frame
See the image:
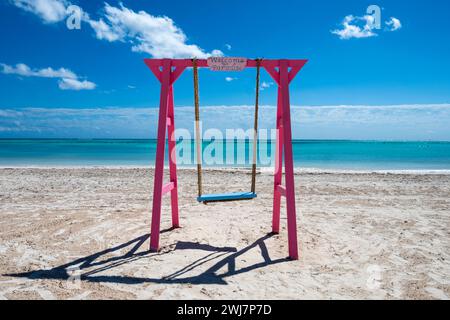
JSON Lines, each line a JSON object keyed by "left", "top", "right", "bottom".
{"left": 144, "top": 58, "right": 307, "bottom": 260}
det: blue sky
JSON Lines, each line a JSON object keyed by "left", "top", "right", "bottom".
{"left": 1, "top": 0, "right": 450, "bottom": 140}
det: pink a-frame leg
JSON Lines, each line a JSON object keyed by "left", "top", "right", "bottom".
{"left": 265, "top": 60, "right": 304, "bottom": 260}
{"left": 272, "top": 86, "right": 283, "bottom": 234}
{"left": 167, "top": 86, "right": 179, "bottom": 227}
{"left": 149, "top": 59, "right": 185, "bottom": 251}
{"left": 279, "top": 60, "right": 299, "bottom": 260}
{"left": 150, "top": 60, "right": 171, "bottom": 251}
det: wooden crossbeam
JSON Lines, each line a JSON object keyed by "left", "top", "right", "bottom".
{"left": 161, "top": 182, "right": 175, "bottom": 196}
{"left": 276, "top": 184, "right": 286, "bottom": 197}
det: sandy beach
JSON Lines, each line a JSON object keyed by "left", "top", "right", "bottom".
{"left": 0, "top": 167, "right": 449, "bottom": 299}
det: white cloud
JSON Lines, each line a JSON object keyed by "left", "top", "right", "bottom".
{"left": 1, "top": 63, "right": 77, "bottom": 79}
{"left": 1, "top": 105, "right": 450, "bottom": 140}
{"left": 332, "top": 13, "right": 402, "bottom": 39}
{"left": 87, "top": 3, "right": 223, "bottom": 58}
{"left": 225, "top": 77, "right": 236, "bottom": 82}
{"left": 1, "top": 63, "right": 96, "bottom": 90}
{"left": 87, "top": 18, "right": 122, "bottom": 42}
{"left": 331, "top": 15, "right": 377, "bottom": 40}
{"left": 10, "top": 1, "right": 223, "bottom": 59}
{"left": 210, "top": 49, "right": 224, "bottom": 57}
{"left": 260, "top": 81, "right": 274, "bottom": 90}
{"left": 386, "top": 17, "right": 402, "bottom": 31}
{"left": 58, "top": 78, "right": 96, "bottom": 90}
{"left": 11, "top": 0, "right": 69, "bottom": 23}
{"left": 225, "top": 44, "right": 232, "bottom": 50}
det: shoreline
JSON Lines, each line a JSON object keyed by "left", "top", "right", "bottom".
{"left": 1, "top": 165, "right": 450, "bottom": 175}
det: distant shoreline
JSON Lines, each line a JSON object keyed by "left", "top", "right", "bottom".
{"left": 1, "top": 166, "right": 450, "bottom": 175}
{"left": 1, "top": 138, "right": 450, "bottom": 143}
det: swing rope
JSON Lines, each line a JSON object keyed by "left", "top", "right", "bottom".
{"left": 193, "top": 58, "right": 203, "bottom": 197}
{"left": 193, "top": 58, "right": 261, "bottom": 201}
{"left": 251, "top": 59, "right": 261, "bottom": 193}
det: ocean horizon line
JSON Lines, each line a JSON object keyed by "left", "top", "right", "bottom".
{"left": 1, "top": 138, "right": 450, "bottom": 143}
{"left": 1, "top": 165, "right": 450, "bottom": 175}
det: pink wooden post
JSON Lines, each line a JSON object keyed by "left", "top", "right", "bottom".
{"left": 150, "top": 59, "right": 172, "bottom": 251}
{"left": 264, "top": 59, "right": 306, "bottom": 260}
{"left": 279, "top": 60, "right": 299, "bottom": 260}
{"left": 145, "top": 59, "right": 186, "bottom": 252}
{"left": 167, "top": 86, "right": 180, "bottom": 227}
{"left": 272, "top": 86, "right": 283, "bottom": 233}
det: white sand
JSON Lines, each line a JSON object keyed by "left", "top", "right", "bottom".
{"left": 0, "top": 168, "right": 449, "bottom": 300}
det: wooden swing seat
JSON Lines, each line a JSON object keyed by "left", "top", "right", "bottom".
{"left": 197, "top": 191, "right": 257, "bottom": 203}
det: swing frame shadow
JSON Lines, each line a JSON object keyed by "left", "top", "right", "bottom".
{"left": 5, "top": 232, "right": 289, "bottom": 286}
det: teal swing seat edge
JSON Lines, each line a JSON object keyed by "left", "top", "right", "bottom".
{"left": 197, "top": 191, "right": 257, "bottom": 203}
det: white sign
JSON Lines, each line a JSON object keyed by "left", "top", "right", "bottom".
{"left": 207, "top": 57, "right": 247, "bottom": 71}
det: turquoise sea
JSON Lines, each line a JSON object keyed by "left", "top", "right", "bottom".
{"left": 1, "top": 139, "right": 450, "bottom": 171}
